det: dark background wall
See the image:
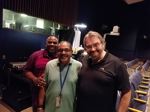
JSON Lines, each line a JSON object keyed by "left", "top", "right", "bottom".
{"left": 0, "top": 28, "right": 77, "bottom": 62}
{"left": 0, "top": 28, "right": 47, "bottom": 61}
{"left": 77, "top": 0, "right": 150, "bottom": 60}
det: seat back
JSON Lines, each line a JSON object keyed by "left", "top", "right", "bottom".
{"left": 142, "top": 60, "right": 150, "bottom": 71}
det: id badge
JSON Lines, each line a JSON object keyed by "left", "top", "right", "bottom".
{"left": 55, "top": 96, "right": 61, "bottom": 108}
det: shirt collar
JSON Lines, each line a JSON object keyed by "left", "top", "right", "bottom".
{"left": 57, "top": 58, "right": 73, "bottom": 66}
{"left": 43, "top": 49, "right": 57, "bottom": 59}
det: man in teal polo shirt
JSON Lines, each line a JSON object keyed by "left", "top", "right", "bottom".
{"left": 38, "top": 41, "right": 82, "bottom": 112}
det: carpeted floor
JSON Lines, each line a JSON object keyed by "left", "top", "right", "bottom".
{"left": 0, "top": 100, "right": 15, "bottom": 112}
{"left": 0, "top": 100, "right": 32, "bottom": 112}
{"left": 2, "top": 87, "right": 32, "bottom": 112}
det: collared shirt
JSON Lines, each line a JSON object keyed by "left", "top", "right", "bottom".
{"left": 76, "top": 52, "right": 130, "bottom": 112}
{"left": 44, "top": 58, "right": 82, "bottom": 112}
{"left": 24, "top": 49, "right": 57, "bottom": 77}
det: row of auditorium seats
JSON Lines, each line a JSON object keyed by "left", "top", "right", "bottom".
{"left": 122, "top": 59, "right": 150, "bottom": 112}
{"left": 126, "top": 59, "right": 140, "bottom": 68}
{"left": 128, "top": 71, "right": 150, "bottom": 112}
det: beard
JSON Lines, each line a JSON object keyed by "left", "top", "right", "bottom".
{"left": 89, "top": 50, "right": 103, "bottom": 62}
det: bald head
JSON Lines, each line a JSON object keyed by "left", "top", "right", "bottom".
{"left": 58, "top": 41, "right": 72, "bottom": 49}
{"left": 47, "top": 35, "right": 58, "bottom": 42}
{"left": 46, "top": 35, "right": 58, "bottom": 53}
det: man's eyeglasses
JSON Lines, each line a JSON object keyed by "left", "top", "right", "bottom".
{"left": 85, "top": 42, "right": 101, "bottom": 50}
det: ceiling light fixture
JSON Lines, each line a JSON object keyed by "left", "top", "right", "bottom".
{"left": 74, "top": 23, "right": 87, "bottom": 29}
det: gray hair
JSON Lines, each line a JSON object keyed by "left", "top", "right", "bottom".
{"left": 83, "top": 31, "right": 105, "bottom": 47}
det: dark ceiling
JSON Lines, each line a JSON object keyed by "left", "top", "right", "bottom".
{"left": 77, "top": 0, "right": 150, "bottom": 34}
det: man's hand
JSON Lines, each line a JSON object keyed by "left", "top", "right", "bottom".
{"left": 33, "top": 75, "right": 46, "bottom": 87}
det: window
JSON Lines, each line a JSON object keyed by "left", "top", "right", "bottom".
{"left": 2, "top": 9, "right": 68, "bottom": 35}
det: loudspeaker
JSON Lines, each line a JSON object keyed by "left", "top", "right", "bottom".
{"left": 123, "top": 0, "right": 144, "bottom": 4}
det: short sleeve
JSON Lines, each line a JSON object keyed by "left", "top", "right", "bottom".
{"left": 116, "top": 63, "right": 130, "bottom": 91}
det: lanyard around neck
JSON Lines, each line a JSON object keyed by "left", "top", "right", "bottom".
{"left": 59, "top": 64, "right": 71, "bottom": 96}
